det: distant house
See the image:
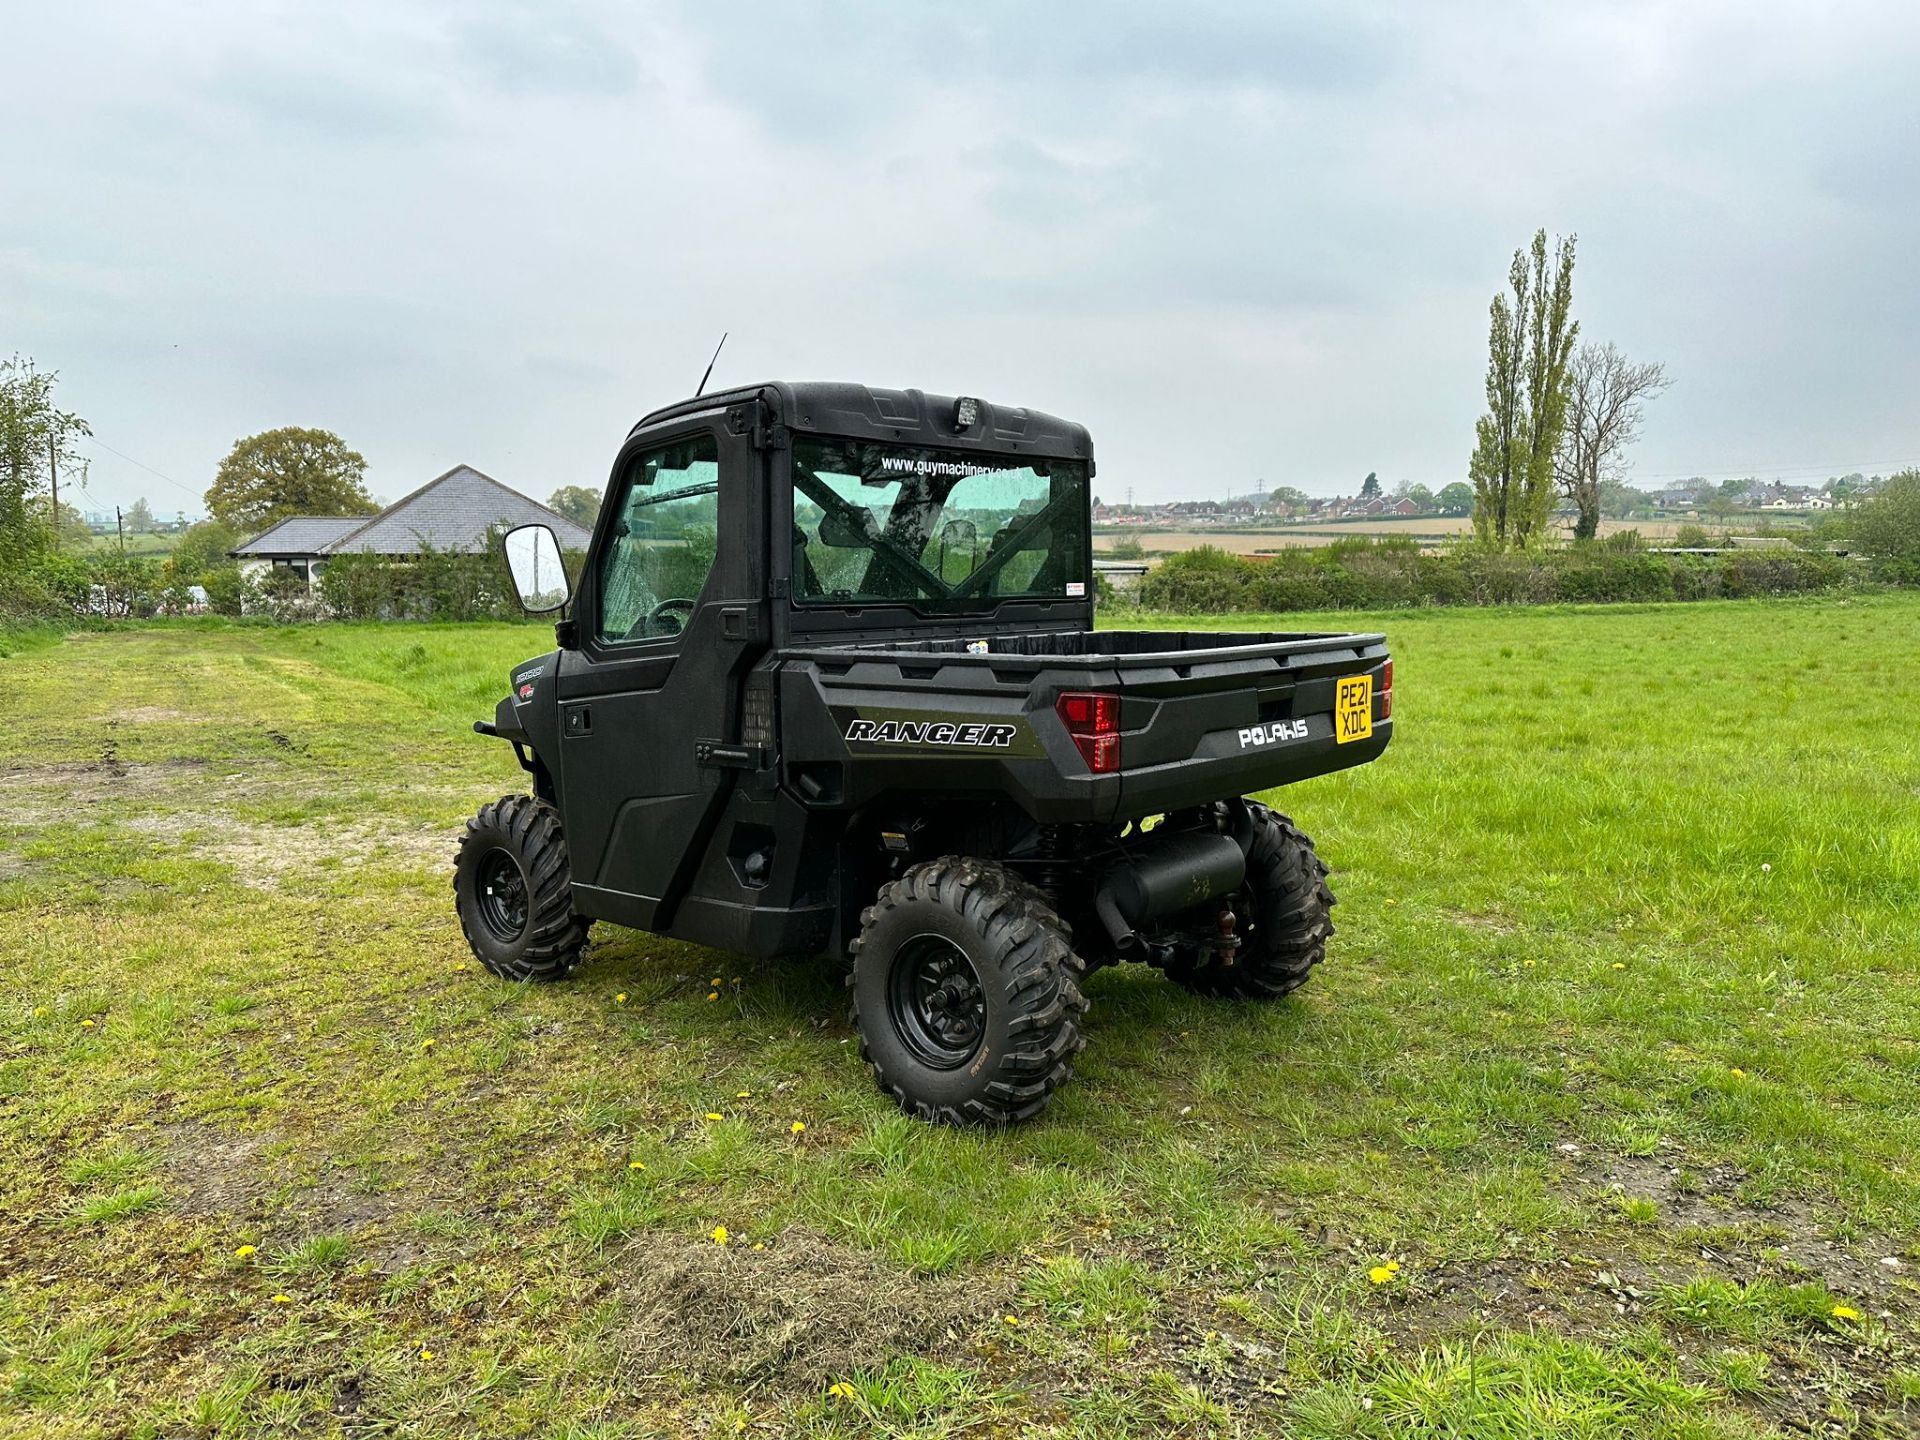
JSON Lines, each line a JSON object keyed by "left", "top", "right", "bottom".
{"left": 1389, "top": 498, "right": 1420, "bottom": 516}
{"left": 231, "top": 465, "right": 594, "bottom": 587}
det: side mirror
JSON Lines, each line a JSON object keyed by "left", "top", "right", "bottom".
{"left": 503, "top": 524, "right": 571, "bottom": 614}
{"left": 818, "top": 508, "right": 877, "bottom": 548}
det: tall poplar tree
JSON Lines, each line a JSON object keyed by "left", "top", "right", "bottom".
{"left": 1469, "top": 230, "right": 1578, "bottom": 547}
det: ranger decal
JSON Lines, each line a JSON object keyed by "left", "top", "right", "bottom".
{"left": 846, "top": 720, "right": 1018, "bottom": 748}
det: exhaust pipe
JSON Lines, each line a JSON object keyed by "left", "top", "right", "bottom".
{"left": 1095, "top": 829, "right": 1246, "bottom": 960}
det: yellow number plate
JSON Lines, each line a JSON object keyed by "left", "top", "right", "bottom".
{"left": 1335, "top": 675, "right": 1373, "bottom": 744}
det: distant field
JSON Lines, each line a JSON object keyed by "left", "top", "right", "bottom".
{"left": 1097, "top": 516, "right": 1699, "bottom": 555}
{"left": 75, "top": 532, "right": 176, "bottom": 558}
{"left": 2, "top": 599, "right": 1916, "bottom": 1436}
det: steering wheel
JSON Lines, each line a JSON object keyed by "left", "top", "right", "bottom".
{"left": 648, "top": 598, "right": 697, "bottom": 635}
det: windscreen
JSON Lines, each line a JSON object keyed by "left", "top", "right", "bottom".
{"left": 790, "top": 437, "right": 1089, "bottom": 610}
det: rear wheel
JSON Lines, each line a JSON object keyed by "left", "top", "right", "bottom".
{"left": 1161, "top": 804, "right": 1334, "bottom": 999}
{"left": 454, "top": 795, "right": 589, "bottom": 982}
{"left": 850, "top": 857, "right": 1087, "bottom": 1125}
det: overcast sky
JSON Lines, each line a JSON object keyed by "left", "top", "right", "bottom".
{"left": 5, "top": 0, "right": 1917, "bottom": 515}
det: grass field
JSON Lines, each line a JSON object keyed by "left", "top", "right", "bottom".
{"left": 2, "top": 597, "right": 1917, "bottom": 1437}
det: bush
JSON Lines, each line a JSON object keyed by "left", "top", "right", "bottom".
{"left": 1850, "top": 469, "right": 1920, "bottom": 584}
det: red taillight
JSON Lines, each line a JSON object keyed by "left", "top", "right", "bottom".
{"left": 1379, "top": 658, "right": 1394, "bottom": 720}
{"left": 1056, "top": 691, "right": 1121, "bottom": 773}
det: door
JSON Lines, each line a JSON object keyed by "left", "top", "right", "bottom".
{"left": 553, "top": 422, "right": 764, "bottom": 929}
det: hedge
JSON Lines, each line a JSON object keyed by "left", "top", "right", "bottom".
{"left": 1132, "top": 537, "right": 1859, "bottom": 613}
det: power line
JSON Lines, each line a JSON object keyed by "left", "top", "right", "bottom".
{"left": 79, "top": 436, "right": 202, "bottom": 501}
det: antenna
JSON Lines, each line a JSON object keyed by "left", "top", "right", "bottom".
{"left": 694, "top": 332, "right": 729, "bottom": 397}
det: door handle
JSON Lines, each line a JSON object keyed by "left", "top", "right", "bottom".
{"left": 696, "top": 740, "right": 763, "bottom": 769}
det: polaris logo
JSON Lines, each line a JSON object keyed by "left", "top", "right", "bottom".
{"left": 846, "top": 720, "right": 1018, "bottom": 747}
{"left": 1239, "top": 719, "right": 1309, "bottom": 748}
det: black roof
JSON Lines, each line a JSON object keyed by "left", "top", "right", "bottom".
{"left": 634, "top": 382, "right": 1093, "bottom": 464}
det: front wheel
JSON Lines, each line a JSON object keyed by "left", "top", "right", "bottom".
{"left": 850, "top": 857, "right": 1087, "bottom": 1125}
{"left": 1161, "top": 804, "right": 1334, "bottom": 999}
{"left": 453, "top": 795, "right": 589, "bottom": 981}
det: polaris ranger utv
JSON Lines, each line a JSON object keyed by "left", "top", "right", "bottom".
{"left": 460, "top": 382, "right": 1392, "bottom": 1124}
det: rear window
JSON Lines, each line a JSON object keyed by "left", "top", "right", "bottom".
{"left": 790, "top": 438, "right": 1089, "bottom": 610}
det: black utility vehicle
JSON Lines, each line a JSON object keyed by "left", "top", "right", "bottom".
{"left": 459, "top": 383, "right": 1392, "bottom": 1124}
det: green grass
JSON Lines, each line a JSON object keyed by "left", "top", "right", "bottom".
{"left": 0, "top": 598, "right": 1917, "bottom": 1435}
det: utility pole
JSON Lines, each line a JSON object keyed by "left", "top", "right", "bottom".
{"left": 48, "top": 435, "right": 59, "bottom": 548}
{"left": 115, "top": 505, "right": 125, "bottom": 553}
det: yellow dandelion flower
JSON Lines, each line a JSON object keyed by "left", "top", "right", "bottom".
{"left": 270, "top": 1294, "right": 292, "bottom": 1304}
{"left": 790, "top": 1121, "right": 807, "bottom": 1135}
{"left": 1523, "top": 959, "right": 1537, "bottom": 967}
{"left": 1368, "top": 1266, "right": 1395, "bottom": 1285}
{"left": 1003, "top": 1314, "right": 1020, "bottom": 1326}
{"left": 1730, "top": 1067, "right": 1746, "bottom": 1078}
{"left": 616, "top": 993, "right": 628, "bottom": 1003}
{"left": 711, "top": 1225, "right": 729, "bottom": 1246}
{"left": 735, "top": 1090, "right": 751, "bottom": 1098}
{"left": 711, "top": 976, "right": 722, "bottom": 986}
{"left": 80, "top": 1019, "right": 96, "bottom": 1028}
{"left": 34, "top": 1006, "right": 48, "bottom": 1017}
{"left": 732, "top": 976, "right": 742, "bottom": 984}
{"left": 827, "top": 1382, "right": 856, "bottom": 1399}
{"left": 706, "top": 991, "right": 719, "bottom": 1002}
{"left": 705, "top": 1112, "right": 724, "bottom": 1121}
{"left": 1386, "top": 1260, "right": 1400, "bottom": 1272}
{"left": 1611, "top": 962, "right": 1626, "bottom": 970}
{"left": 1831, "top": 1304, "right": 1861, "bottom": 1322}
{"left": 753, "top": 1242, "right": 765, "bottom": 1251}
{"left": 233, "top": 1244, "right": 257, "bottom": 1259}
{"left": 419, "top": 1347, "right": 435, "bottom": 1361}
{"left": 628, "top": 1160, "right": 647, "bottom": 1170}
{"left": 420, "top": 1038, "right": 435, "bottom": 1050}
{"left": 453, "top": 963, "right": 468, "bottom": 972}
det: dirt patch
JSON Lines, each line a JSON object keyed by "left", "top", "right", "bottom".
{"left": 159, "top": 1120, "right": 444, "bottom": 1264}
{"left": 160, "top": 1119, "right": 284, "bottom": 1219}
{"left": 121, "top": 813, "right": 453, "bottom": 889}
{"left": 0, "top": 758, "right": 217, "bottom": 826}
{"left": 614, "top": 1228, "right": 986, "bottom": 1392}
{"left": 1569, "top": 1146, "right": 1915, "bottom": 1304}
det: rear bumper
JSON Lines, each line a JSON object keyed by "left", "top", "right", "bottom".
{"left": 1117, "top": 717, "right": 1390, "bottom": 817}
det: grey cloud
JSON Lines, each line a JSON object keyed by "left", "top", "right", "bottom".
{"left": 455, "top": 4, "right": 643, "bottom": 97}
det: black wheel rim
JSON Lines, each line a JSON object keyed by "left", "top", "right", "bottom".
{"left": 476, "top": 848, "right": 530, "bottom": 942}
{"left": 887, "top": 934, "right": 986, "bottom": 1070}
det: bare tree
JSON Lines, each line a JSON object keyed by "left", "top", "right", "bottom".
{"left": 1557, "top": 342, "right": 1670, "bottom": 541}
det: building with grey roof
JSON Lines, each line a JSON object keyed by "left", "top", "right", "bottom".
{"left": 230, "top": 465, "right": 593, "bottom": 586}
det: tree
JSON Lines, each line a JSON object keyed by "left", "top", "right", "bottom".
{"left": 1848, "top": 469, "right": 1920, "bottom": 582}
{"left": 1599, "top": 479, "right": 1648, "bottom": 519}
{"left": 547, "top": 485, "right": 602, "bottom": 529}
{"left": 1268, "top": 485, "right": 1311, "bottom": 513}
{"left": 205, "top": 427, "right": 376, "bottom": 531}
{"left": 1359, "top": 471, "right": 1381, "bottom": 499}
{"left": 0, "top": 354, "right": 90, "bottom": 545}
{"left": 1704, "top": 479, "right": 1749, "bottom": 524}
{"left": 1555, "top": 342, "right": 1670, "bottom": 541}
{"left": 1469, "top": 229, "right": 1578, "bottom": 547}
{"left": 125, "top": 497, "right": 156, "bottom": 533}
{"left": 1436, "top": 482, "right": 1474, "bottom": 515}
{"left": 169, "top": 519, "right": 241, "bottom": 582}
{"left": 1407, "top": 484, "right": 1436, "bottom": 512}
